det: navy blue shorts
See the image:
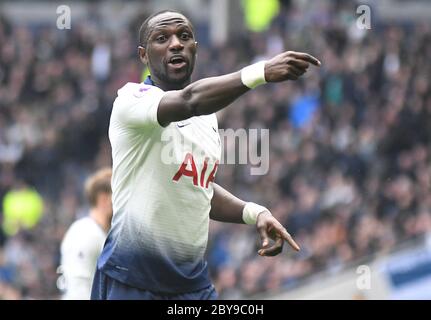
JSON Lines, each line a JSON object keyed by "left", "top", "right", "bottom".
{"left": 90, "top": 269, "right": 218, "bottom": 300}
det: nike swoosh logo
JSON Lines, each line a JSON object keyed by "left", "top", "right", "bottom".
{"left": 177, "top": 123, "right": 191, "bottom": 128}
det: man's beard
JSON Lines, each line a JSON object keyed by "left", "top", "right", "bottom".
{"left": 151, "top": 63, "right": 193, "bottom": 89}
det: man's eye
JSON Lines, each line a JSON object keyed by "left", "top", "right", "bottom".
{"left": 180, "top": 33, "right": 191, "bottom": 40}
{"left": 156, "top": 35, "right": 167, "bottom": 42}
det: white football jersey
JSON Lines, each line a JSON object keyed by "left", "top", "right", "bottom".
{"left": 59, "top": 216, "right": 107, "bottom": 300}
{"left": 98, "top": 80, "right": 221, "bottom": 293}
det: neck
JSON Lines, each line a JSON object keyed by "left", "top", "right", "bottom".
{"left": 151, "top": 75, "right": 191, "bottom": 91}
{"left": 89, "top": 208, "right": 110, "bottom": 233}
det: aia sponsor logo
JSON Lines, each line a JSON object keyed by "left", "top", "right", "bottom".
{"left": 172, "top": 153, "right": 219, "bottom": 188}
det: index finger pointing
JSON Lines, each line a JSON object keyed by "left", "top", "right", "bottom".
{"left": 280, "top": 229, "right": 301, "bottom": 251}
{"left": 290, "top": 52, "right": 321, "bottom": 66}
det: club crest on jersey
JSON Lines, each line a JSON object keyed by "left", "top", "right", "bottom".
{"left": 173, "top": 153, "right": 219, "bottom": 188}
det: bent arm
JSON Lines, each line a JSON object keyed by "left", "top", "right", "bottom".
{"left": 209, "top": 183, "right": 301, "bottom": 254}
{"left": 209, "top": 183, "right": 246, "bottom": 224}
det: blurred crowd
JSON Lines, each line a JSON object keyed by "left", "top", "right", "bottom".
{"left": 1, "top": 1, "right": 431, "bottom": 299}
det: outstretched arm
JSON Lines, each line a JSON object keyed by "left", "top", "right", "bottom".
{"left": 157, "top": 51, "right": 321, "bottom": 126}
{"left": 210, "top": 183, "right": 300, "bottom": 256}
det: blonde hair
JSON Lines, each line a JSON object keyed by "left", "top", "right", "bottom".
{"left": 84, "top": 167, "right": 112, "bottom": 207}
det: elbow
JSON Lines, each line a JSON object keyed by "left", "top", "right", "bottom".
{"left": 181, "top": 87, "right": 201, "bottom": 117}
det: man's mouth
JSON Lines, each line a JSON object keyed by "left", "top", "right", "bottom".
{"left": 168, "top": 56, "right": 187, "bottom": 69}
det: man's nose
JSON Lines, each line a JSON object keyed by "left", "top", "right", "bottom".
{"left": 169, "top": 35, "right": 184, "bottom": 51}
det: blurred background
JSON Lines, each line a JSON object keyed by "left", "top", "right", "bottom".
{"left": 1, "top": 0, "right": 431, "bottom": 300}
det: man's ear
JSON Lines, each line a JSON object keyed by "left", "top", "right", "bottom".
{"left": 138, "top": 46, "right": 148, "bottom": 64}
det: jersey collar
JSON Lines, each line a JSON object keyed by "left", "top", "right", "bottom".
{"left": 144, "top": 75, "right": 156, "bottom": 87}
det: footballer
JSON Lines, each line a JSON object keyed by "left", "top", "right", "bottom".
{"left": 58, "top": 168, "right": 112, "bottom": 299}
{"left": 91, "top": 10, "right": 320, "bottom": 300}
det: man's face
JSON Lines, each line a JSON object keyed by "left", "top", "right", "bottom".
{"left": 140, "top": 12, "right": 197, "bottom": 88}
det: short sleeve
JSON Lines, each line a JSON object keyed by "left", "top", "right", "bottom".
{"left": 112, "top": 83, "right": 166, "bottom": 129}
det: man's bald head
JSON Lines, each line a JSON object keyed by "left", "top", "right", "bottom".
{"left": 138, "top": 10, "right": 194, "bottom": 49}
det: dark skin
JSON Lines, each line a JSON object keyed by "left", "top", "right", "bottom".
{"left": 139, "top": 12, "right": 320, "bottom": 256}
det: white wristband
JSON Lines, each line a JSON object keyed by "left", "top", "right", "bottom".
{"left": 241, "top": 61, "right": 267, "bottom": 89}
{"left": 242, "top": 202, "right": 270, "bottom": 225}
